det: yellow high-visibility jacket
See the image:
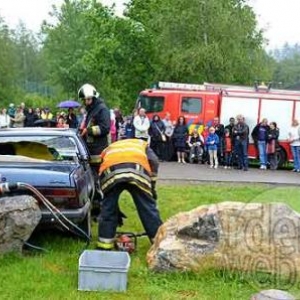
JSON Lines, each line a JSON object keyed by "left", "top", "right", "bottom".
{"left": 99, "top": 139, "right": 153, "bottom": 194}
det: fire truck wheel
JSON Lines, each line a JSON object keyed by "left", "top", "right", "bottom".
{"left": 276, "top": 147, "right": 287, "bottom": 169}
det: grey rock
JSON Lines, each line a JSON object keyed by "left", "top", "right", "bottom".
{"left": 251, "top": 289, "right": 295, "bottom": 300}
{"left": 147, "top": 202, "right": 300, "bottom": 276}
{"left": 0, "top": 195, "right": 41, "bottom": 254}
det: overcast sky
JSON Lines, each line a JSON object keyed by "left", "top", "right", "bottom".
{"left": 0, "top": 0, "right": 299, "bottom": 49}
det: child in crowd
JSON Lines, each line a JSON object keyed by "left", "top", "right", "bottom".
{"left": 125, "top": 116, "right": 135, "bottom": 139}
{"left": 201, "top": 125, "right": 210, "bottom": 164}
{"left": 205, "top": 126, "right": 219, "bottom": 168}
{"left": 187, "top": 128, "right": 204, "bottom": 163}
{"left": 223, "top": 129, "right": 233, "bottom": 169}
{"left": 66, "top": 108, "right": 78, "bottom": 129}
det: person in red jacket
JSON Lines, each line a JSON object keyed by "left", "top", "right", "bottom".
{"left": 223, "top": 129, "right": 233, "bottom": 169}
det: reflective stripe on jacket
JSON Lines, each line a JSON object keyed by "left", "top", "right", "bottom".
{"left": 100, "top": 139, "right": 151, "bottom": 174}
{"left": 99, "top": 139, "right": 153, "bottom": 194}
{"left": 90, "top": 154, "right": 102, "bottom": 164}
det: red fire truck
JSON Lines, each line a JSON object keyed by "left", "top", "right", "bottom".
{"left": 136, "top": 81, "right": 300, "bottom": 166}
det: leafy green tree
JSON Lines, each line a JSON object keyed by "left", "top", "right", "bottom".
{"left": 269, "top": 43, "right": 300, "bottom": 89}
{"left": 271, "top": 43, "right": 300, "bottom": 61}
{"left": 126, "top": 0, "right": 273, "bottom": 85}
{"left": 0, "top": 16, "right": 52, "bottom": 105}
{"left": 13, "top": 23, "right": 43, "bottom": 84}
{"left": 42, "top": 0, "right": 277, "bottom": 111}
{"left": 0, "top": 17, "right": 18, "bottom": 102}
{"left": 84, "top": 16, "right": 155, "bottom": 109}
{"left": 42, "top": 0, "right": 156, "bottom": 111}
{"left": 42, "top": 0, "right": 97, "bottom": 97}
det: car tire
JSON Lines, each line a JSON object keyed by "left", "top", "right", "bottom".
{"left": 276, "top": 146, "right": 287, "bottom": 169}
{"left": 79, "top": 210, "right": 92, "bottom": 239}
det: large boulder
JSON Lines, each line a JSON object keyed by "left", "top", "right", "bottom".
{"left": 147, "top": 202, "right": 300, "bottom": 280}
{"left": 0, "top": 195, "right": 41, "bottom": 254}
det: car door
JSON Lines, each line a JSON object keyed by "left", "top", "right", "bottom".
{"left": 75, "top": 134, "right": 95, "bottom": 200}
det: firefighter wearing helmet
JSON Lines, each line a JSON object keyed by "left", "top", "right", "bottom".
{"left": 78, "top": 83, "right": 111, "bottom": 207}
{"left": 96, "top": 139, "right": 163, "bottom": 250}
{"left": 78, "top": 83, "right": 110, "bottom": 156}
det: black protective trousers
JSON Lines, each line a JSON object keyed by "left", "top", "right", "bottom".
{"left": 98, "top": 183, "right": 163, "bottom": 241}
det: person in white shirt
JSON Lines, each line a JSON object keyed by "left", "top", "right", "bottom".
{"left": 0, "top": 108, "right": 11, "bottom": 128}
{"left": 288, "top": 119, "right": 300, "bottom": 172}
{"left": 162, "top": 112, "right": 174, "bottom": 137}
{"left": 162, "top": 112, "right": 174, "bottom": 161}
{"left": 133, "top": 108, "right": 150, "bottom": 142}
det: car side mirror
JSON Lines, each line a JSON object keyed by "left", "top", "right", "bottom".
{"left": 81, "top": 154, "right": 90, "bottom": 161}
{"left": 78, "top": 155, "right": 89, "bottom": 171}
{"left": 77, "top": 153, "right": 89, "bottom": 163}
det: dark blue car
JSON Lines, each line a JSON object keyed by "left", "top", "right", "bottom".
{"left": 0, "top": 128, "right": 95, "bottom": 237}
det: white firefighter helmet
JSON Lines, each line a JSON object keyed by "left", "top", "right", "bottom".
{"left": 78, "top": 83, "right": 99, "bottom": 99}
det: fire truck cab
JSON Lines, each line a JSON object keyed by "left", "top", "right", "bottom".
{"left": 136, "top": 81, "right": 300, "bottom": 166}
{"left": 137, "top": 82, "right": 219, "bottom": 127}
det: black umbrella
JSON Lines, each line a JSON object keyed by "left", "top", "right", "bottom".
{"left": 34, "top": 119, "right": 57, "bottom": 128}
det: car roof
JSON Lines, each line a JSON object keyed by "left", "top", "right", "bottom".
{"left": 0, "top": 128, "right": 78, "bottom": 137}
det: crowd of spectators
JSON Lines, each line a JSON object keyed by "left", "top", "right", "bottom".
{"left": 2, "top": 102, "right": 300, "bottom": 172}
{"left": 0, "top": 102, "right": 131, "bottom": 142}
{"left": 0, "top": 103, "right": 86, "bottom": 129}
{"left": 114, "top": 107, "right": 300, "bottom": 172}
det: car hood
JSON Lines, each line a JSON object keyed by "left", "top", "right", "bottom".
{"left": 0, "top": 156, "right": 77, "bottom": 187}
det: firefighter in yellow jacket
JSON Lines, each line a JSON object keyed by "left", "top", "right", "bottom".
{"left": 97, "top": 139, "right": 163, "bottom": 250}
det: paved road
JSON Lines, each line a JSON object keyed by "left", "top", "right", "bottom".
{"left": 158, "top": 162, "right": 300, "bottom": 186}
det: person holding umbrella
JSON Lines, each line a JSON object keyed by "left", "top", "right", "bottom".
{"left": 57, "top": 100, "right": 81, "bottom": 109}
{"left": 66, "top": 108, "right": 78, "bottom": 128}
{"left": 57, "top": 100, "right": 82, "bottom": 128}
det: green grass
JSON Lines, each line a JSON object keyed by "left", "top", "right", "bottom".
{"left": 1, "top": 184, "right": 300, "bottom": 300}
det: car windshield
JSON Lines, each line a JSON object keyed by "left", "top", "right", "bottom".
{"left": 0, "top": 135, "right": 79, "bottom": 162}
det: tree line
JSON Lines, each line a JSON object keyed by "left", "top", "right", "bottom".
{"left": 0, "top": 0, "right": 299, "bottom": 112}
